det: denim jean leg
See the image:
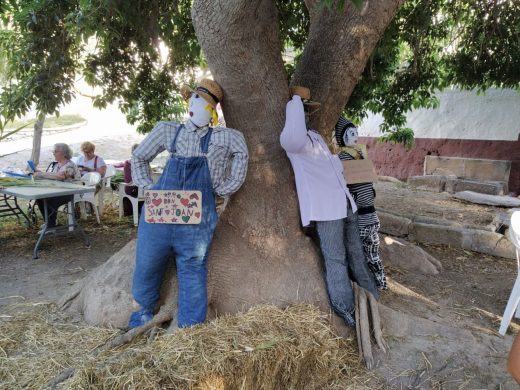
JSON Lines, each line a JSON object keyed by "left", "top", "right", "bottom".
{"left": 344, "top": 207, "right": 380, "bottom": 300}
{"left": 316, "top": 218, "right": 356, "bottom": 321}
{"left": 173, "top": 224, "right": 214, "bottom": 327}
{"left": 132, "top": 217, "right": 173, "bottom": 311}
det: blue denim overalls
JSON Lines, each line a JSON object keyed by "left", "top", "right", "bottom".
{"left": 130, "top": 125, "right": 218, "bottom": 328}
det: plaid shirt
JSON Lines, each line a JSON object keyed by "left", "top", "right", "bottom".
{"left": 131, "top": 120, "right": 249, "bottom": 197}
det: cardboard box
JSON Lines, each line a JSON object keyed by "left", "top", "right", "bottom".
{"left": 342, "top": 159, "right": 378, "bottom": 184}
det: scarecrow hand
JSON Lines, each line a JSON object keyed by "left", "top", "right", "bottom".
{"left": 216, "top": 196, "right": 229, "bottom": 216}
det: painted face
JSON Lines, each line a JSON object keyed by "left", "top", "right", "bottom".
{"left": 343, "top": 126, "right": 358, "bottom": 146}
{"left": 188, "top": 92, "right": 212, "bottom": 127}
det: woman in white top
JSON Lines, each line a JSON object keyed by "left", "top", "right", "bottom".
{"left": 77, "top": 141, "right": 107, "bottom": 177}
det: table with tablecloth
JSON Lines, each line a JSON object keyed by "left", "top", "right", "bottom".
{"left": 0, "top": 180, "right": 95, "bottom": 258}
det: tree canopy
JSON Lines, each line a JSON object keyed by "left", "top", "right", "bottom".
{"left": 0, "top": 0, "right": 518, "bottom": 144}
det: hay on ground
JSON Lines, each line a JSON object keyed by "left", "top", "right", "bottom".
{"left": 0, "top": 303, "right": 382, "bottom": 389}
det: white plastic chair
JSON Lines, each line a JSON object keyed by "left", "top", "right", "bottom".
{"left": 499, "top": 211, "right": 520, "bottom": 335}
{"left": 104, "top": 164, "right": 117, "bottom": 187}
{"left": 75, "top": 172, "right": 101, "bottom": 224}
{"left": 118, "top": 183, "right": 144, "bottom": 226}
{"left": 98, "top": 164, "right": 117, "bottom": 216}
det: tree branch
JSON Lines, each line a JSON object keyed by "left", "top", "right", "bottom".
{"left": 292, "top": 0, "right": 406, "bottom": 137}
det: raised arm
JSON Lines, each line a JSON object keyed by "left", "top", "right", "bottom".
{"left": 214, "top": 129, "right": 249, "bottom": 197}
{"left": 280, "top": 95, "right": 308, "bottom": 153}
{"left": 131, "top": 122, "right": 168, "bottom": 187}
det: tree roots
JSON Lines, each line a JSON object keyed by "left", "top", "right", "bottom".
{"left": 354, "top": 282, "right": 387, "bottom": 369}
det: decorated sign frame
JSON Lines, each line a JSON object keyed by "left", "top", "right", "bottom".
{"left": 144, "top": 190, "right": 202, "bottom": 224}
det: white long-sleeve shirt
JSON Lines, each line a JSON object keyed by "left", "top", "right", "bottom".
{"left": 280, "top": 95, "right": 357, "bottom": 227}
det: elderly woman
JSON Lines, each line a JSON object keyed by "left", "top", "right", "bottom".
{"left": 33, "top": 143, "right": 81, "bottom": 228}
{"left": 77, "top": 141, "right": 107, "bottom": 177}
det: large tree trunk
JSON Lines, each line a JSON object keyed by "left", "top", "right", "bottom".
{"left": 61, "top": 0, "right": 405, "bottom": 332}
{"left": 191, "top": 0, "right": 328, "bottom": 318}
{"left": 193, "top": 0, "right": 404, "bottom": 318}
{"left": 30, "top": 114, "right": 45, "bottom": 166}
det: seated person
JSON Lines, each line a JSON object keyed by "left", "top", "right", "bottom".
{"left": 124, "top": 144, "right": 140, "bottom": 197}
{"left": 122, "top": 144, "right": 143, "bottom": 216}
{"left": 33, "top": 143, "right": 81, "bottom": 228}
{"left": 77, "top": 141, "right": 107, "bottom": 177}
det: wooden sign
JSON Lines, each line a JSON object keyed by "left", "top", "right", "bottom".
{"left": 342, "top": 159, "right": 378, "bottom": 184}
{"left": 144, "top": 190, "right": 202, "bottom": 224}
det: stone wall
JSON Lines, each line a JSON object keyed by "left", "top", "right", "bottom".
{"left": 357, "top": 88, "right": 520, "bottom": 193}
{"left": 362, "top": 136, "right": 520, "bottom": 193}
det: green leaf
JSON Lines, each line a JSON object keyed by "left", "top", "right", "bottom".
{"left": 2, "top": 0, "right": 519, "bottom": 139}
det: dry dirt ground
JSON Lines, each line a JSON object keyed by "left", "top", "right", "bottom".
{"left": 376, "top": 180, "right": 515, "bottom": 334}
{"left": 0, "top": 184, "right": 518, "bottom": 388}
{"left": 373, "top": 181, "right": 519, "bottom": 388}
{"left": 0, "top": 203, "right": 137, "bottom": 306}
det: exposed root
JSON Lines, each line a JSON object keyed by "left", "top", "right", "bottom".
{"left": 93, "top": 310, "right": 172, "bottom": 354}
{"left": 147, "top": 326, "right": 162, "bottom": 344}
{"left": 46, "top": 367, "right": 76, "bottom": 388}
{"left": 354, "top": 282, "right": 387, "bottom": 370}
{"left": 57, "top": 280, "right": 85, "bottom": 310}
{"left": 368, "top": 290, "right": 387, "bottom": 353}
{"left": 427, "top": 254, "right": 444, "bottom": 272}
{"left": 357, "top": 286, "right": 374, "bottom": 369}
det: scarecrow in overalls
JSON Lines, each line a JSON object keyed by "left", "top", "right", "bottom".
{"left": 128, "top": 79, "right": 249, "bottom": 329}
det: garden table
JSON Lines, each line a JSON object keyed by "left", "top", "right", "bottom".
{"left": 0, "top": 194, "right": 32, "bottom": 226}
{"left": 0, "top": 181, "right": 95, "bottom": 259}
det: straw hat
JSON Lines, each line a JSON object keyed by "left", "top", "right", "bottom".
{"left": 289, "top": 86, "right": 321, "bottom": 107}
{"left": 180, "top": 78, "right": 223, "bottom": 108}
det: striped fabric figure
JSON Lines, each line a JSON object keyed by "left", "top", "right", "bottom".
{"left": 334, "top": 117, "right": 387, "bottom": 290}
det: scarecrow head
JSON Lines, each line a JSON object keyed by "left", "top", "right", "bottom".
{"left": 334, "top": 116, "right": 358, "bottom": 147}
{"left": 181, "top": 78, "right": 223, "bottom": 127}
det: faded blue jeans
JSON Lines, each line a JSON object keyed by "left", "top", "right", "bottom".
{"left": 315, "top": 202, "right": 379, "bottom": 326}
{"left": 132, "top": 212, "right": 216, "bottom": 327}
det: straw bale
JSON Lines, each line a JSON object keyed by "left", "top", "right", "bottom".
{"left": 0, "top": 303, "right": 382, "bottom": 389}
{"left": 0, "top": 303, "right": 119, "bottom": 388}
